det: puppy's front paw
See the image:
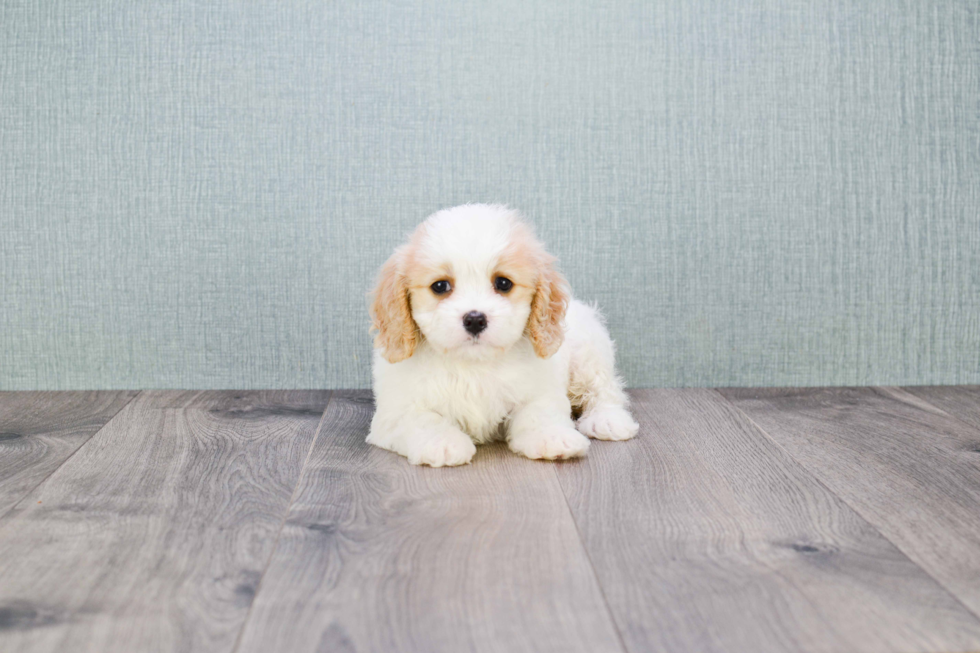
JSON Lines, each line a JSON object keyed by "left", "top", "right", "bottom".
{"left": 407, "top": 431, "right": 477, "bottom": 467}
{"left": 509, "top": 427, "right": 590, "bottom": 461}
{"left": 577, "top": 406, "right": 639, "bottom": 441}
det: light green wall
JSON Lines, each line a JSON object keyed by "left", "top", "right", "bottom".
{"left": 2, "top": 1, "right": 978, "bottom": 390}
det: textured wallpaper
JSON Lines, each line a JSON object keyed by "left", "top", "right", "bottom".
{"left": 1, "top": 0, "right": 978, "bottom": 390}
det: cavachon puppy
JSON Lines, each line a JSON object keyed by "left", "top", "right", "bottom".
{"left": 368, "top": 204, "right": 637, "bottom": 466}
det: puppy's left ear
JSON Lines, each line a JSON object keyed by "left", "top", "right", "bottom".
{"left": 526, "top": 256, "right": 570, "bottom": 359}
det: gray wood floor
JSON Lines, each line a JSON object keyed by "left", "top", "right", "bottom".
{"left": 1, "top": 387, "right": 979, "bottom": 653}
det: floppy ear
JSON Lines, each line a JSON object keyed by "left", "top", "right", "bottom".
{"left": 369, "top": 248, "right": 419, "bottom": 363}
{"left": 526, "top": 256, "right": 570, "bottom": 359}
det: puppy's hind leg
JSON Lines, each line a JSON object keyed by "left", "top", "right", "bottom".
{"left": 566, "top": 302, "right": 639, "bottom": 441}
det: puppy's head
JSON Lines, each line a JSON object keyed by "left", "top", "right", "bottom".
{"left": 369, "top": 204, "right": 569, "bottom": 363}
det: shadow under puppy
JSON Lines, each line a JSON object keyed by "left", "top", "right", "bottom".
{"left": 368, "top": 204, "right": 637, "bottom": 466}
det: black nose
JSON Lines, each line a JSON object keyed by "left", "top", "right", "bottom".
{"left": 462, "top": 311, "right": 488, "bottom": 335}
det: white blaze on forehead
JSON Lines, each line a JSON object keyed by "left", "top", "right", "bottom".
{"left": 417, "top": 204, "right": 518, "bottom": 276}
{"left": 398, "top": 203, "right": 549, "bottom": 360}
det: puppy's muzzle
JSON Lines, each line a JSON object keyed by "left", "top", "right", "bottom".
{"left": 462, "top": 311, "right": 488, "bottom": 336}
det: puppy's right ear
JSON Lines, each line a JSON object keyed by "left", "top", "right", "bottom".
{"left": 369, "top": 247, "right": 419, "bottom": 363}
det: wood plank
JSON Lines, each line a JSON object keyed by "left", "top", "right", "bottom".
{"left": 720, "top": 386, "right": 980, "bottom": 622}
{"left": 904, "top": 385, "right": 980, "bottom": 433}
{"left": 0, "top": 390, "right": 330, "bottom": 653}
{"left": 557, "top": 388, "right": 980, "bottom": 653}
{"left": 235, "top": 390, "right": 624, "bottom": 653}
{"left": 0, "top": 391, "right": 138, "bottom": 518}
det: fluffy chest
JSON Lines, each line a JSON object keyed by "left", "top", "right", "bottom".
{"left": 412, "top": 347, "right": 552, "bottom": 442}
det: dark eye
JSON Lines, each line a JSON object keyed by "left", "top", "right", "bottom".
{"left": 430, "top": 280, "right": 451, "bottom": 295}
{"left": 494, "top": 276, "right": 514, "bottom": 293}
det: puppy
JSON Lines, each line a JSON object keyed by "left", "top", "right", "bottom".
{"left": 368, "top": 204, "right": 638, "bottom": 466}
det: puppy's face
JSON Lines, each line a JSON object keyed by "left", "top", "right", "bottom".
{"left": 370, "top": 205, "right": 569, "bottom": 363}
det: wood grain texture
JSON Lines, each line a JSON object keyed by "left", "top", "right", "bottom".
{"left": 557, "top": 388, "right": 980, "bottom": 653}
{"left": 721, "top": 386, "right": 980, "bottom": 621}
{"left": 903, "top": 385, "right": 980, "bottom": 433}
{"left": 0, "top": 391, "right": 138, "bottom": 518}
{"left": 235, "top": 390, "right": 624, "bottom": 653}
{"left": 0, "top": 390, "right": 330, "bottom": 653}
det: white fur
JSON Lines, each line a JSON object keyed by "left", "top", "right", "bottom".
{"left": 368, "top": 204, "right": 638, "bottom": 466}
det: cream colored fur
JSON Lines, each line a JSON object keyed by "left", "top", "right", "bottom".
{"left": 368, "top": 204, "right": 637, "bottom": 467}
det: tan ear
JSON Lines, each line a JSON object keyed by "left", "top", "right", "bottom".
{"left": 369, "top": 248, "right": 419, "bottom": 363}
{"left": 526, "top": 258, "right": 570, "bottom": 358}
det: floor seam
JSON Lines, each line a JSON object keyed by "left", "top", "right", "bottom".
{"left": 552, "top": 464, "right": 632, "bottom": 653}
{"left": 711, "top": 387, "right": 980, "bottom": 626}
{"left": 0, "top": 390, "right": 143, "bottom": 527}
{"left": 229, "top": 390, "right": 334, "bottom": 653}
{"left": 886, "top": 385, "right": 980, "bottom": 437}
